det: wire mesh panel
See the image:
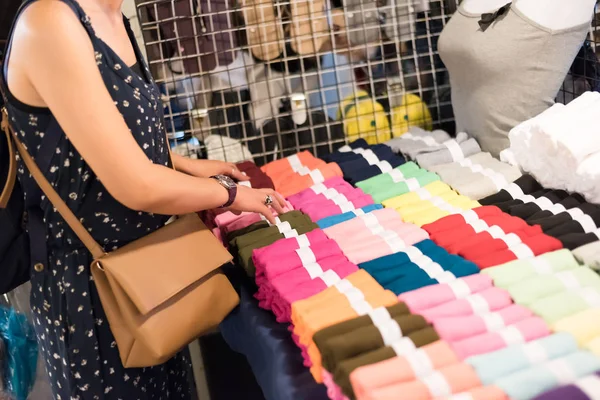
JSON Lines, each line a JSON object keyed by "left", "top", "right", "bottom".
{"left": 557, "top": 2, "right": 600, "bottom": 104}
{"left": 135, "top": 0, "right": 455, "bottom": 165}
{"left": 134, "top": 0, "right": 599, "bottom": 165}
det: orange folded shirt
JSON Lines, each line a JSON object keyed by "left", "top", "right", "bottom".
{"left": 291, "top": 270, "right": 398, "bottom": 382}
{"left": 276, "top": 163, "right": 344, "bottom": 197}
{"left": 350, "top": 341, "right": 459, "bottom": 400}
{"left": 261, "top": 151, "right": 325, "bottom": 178}
{"left": 364, "top": 363, "right": 481, "bottom": 400}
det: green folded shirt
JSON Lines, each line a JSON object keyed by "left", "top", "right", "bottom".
{"left": 481, "top": 249, "right": 580, "bottom": 289}
{"left": 369, "top": 171, "right": 441, "bottom": 204}
{"left": 507, "top": 267, "right": 600, "bottom": 306}
{"left": 530, "top": 286, "right": 600, "bottom": 324}
{"left": 355, "top": 162, "right": 422, "bottom": 194}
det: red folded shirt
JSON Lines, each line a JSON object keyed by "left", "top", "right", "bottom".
{"left": 422, "top": 206, "right": 502, "bottom": 234}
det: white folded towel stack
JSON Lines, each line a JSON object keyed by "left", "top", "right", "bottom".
{"left": 504, "top": 91, "right": 600, "bottom": 204}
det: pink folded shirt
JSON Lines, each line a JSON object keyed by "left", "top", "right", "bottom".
{"left": 436, "top": 386, "right": 508, "bottom": 400}
{"left": 269, "top": 261, "right": 360, "bottom": 323}
{"left": 363, "top": 363, "right": 481, "bottom": 400}
{"left": 302, "top": 195, "right": 375, "bottom": 221}
{"left": 290, "top": 184, "right": 361, "bottom": 209}
{"left": 432, "top": 304, "right": 533, "bottom": 342}
{"left": 451, "top": 316, "right": 550, "bottom": 360}
{"left": 399, "top": 275, "right": 494, "bottom": 313}
{"left": 342, "top": 227, "right": 430, "bottom": 264}
{"left": 420, "top": 287, "right": 513, "bottom": 322}
{"left": 287, "top": 177, "right": 351, "bottom": 204}
{"left": 350, "top": 341, "right": 460, "bottom": 399}
{"left": 253, "top": 230, "right": 330, "bottom": 280}
{"left": 214, "top": 195, "right": 293, "bottom": 228}
{"left": 257, "top": 240, "right": 344, "bottom": 283}
{"left": 324, "top": 208, "right": 403, "bottom": 239}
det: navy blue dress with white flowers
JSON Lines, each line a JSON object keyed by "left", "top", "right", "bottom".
{"left": 2, "top": 0, "right": 193, "bottom": 398}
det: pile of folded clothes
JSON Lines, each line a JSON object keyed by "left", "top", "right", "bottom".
{"left": 322, "top": 139, "right": 406, "bottom": 185}
{"left": 479, "top": 175, "right": 600, "bottom": 251}
{"left": 203, "top": 142, "right": 600, "bottom": 400}
{"left": 422, "top": 206, "right": 563, "bottom": 269}
{"left": 355, "top": 162, "right": 441, "bottom": 203}
{"left": 386, "top": 129, "right": 481, "bottom": 168}
{"left": 382, "top": 181, "right": 480, "bottom": 226}
{"left": 227, "top": 211, "right": 319, "bottom": 275}
{"left": 261, "top": 151, "right": 344, "bottom": 197}
{"left": 428, "top": 152, "right": 523, "bottom": 200}
{"left": 287, "top": 177, "right": 375, "bottom": 221}
{"left": 502, "top": 91, "right": 600, "bottom": 204}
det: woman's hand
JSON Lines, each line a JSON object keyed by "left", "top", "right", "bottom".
{"left": 173, "top": 156, "right": 250, "bottom": 181}
{"left": 226, "top": 186, "right": 286, "bottom": 224}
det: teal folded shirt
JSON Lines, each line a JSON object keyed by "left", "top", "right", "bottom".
{"left": 317, "top": 204, "right": 383, "bottom": 229}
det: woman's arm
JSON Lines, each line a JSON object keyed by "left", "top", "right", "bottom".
{"left": 172, "top": 154, "right": 250, "bottom": 181}
{"left": 14, "top": 1, "right": 283, "bottom": 220}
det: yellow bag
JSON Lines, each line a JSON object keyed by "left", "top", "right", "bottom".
{"left": 391, "top": 93, "right": 433, "bottom": 137}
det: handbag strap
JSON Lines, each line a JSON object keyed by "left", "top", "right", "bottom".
{"left": 0, "top": 110, "right": 17, "bottom": 208}
{"left": 1, "top": 108, "right": 106, "bottom": 260}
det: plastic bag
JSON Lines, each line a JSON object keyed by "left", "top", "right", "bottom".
{"left": 0, "top": 306, "right": 37, "bottom": 400}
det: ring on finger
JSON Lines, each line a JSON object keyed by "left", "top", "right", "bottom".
{"left": 264, "top": 195, "right": 273, "bottom": 206}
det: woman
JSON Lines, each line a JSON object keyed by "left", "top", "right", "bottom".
{"left": 2, "top": 0, "right": 286, "bottom": 398}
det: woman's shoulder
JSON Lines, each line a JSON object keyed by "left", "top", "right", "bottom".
{"left": 16, "top": 0, "right": 87, "bottom": 45}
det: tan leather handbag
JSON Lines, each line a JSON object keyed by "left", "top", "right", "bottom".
{"left": 1, "top": 108, "right": 240, "bottom": 368}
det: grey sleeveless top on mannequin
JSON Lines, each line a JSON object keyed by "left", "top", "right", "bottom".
{"left": 438, "top": 4, "right": 590, "bottom": 157}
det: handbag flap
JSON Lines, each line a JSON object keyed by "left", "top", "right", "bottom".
{"left": 97, "top": 214, "right": 233, "bottom": 315}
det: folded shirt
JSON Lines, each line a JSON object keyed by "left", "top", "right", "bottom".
{"left": 228, "top": 210, "right": 309, "bottom": 247}
{"left": 349, "top": 340, "right": 460, "bottom": 400}
{"left": 333, "top": 326, "right": 440, "bottom": 398}
{"left": 382, "top": 181, "right": 453, "bottom": 209}
{"left": 573, "top": 241, "right": 600, "bottom": 271}
{"left": 276, "top": 163, "right": 344, "bottom": 198}
{"left": 414, "top": 134, "right": 482, "bottom": 168}
{"left": 470, "top": 234, "right": 563, "bottom": 270}
{"left": 433, "top": 304, "right": 533, "bottom": 343}
{"left": 363, "top": 362, "right": 482, "bottom": 400}
{"left": 355, "top": 162, "right": 422, "bottom": 193}
{"left": 289, "top": 182, "right": 361, "bottom": 209}
{"left": 261, "top": 150, "right": 325, "bottom": 178}
{"left": 532, "top": 203, "right": 600, "bottom": 233}
{"left": 466, "top": 332, "right": 579, "bottom": 385}
{"left": 385, "top": 127, "right": 452, "bottom": 158}
{"left": 302, "top": 195, "right": 375, "bottom": 222}
{"left": 236, "top": 160, "right": 275, "bottom": 189}
{"left": 399, "top": 274, "right": 494, "bottom": 313}
{"left": 494, "top": 351, "right": 600, "bottom": 400}
{"left": 532, "top": 372, "right": 600, "bottom": 400}
{"left": 481, "top": 249, "right": 580, "bottom": 288}
{"left": 318, "top": 313, "right": 430, "bottom": 373}
{"left": 439, "top": 386, "right": 508, "bottom": 400}
{"left": 346, "top": 156, "right": 408, "bottom": 186}
{"left": 369, "top": 171, "right": 442, "bottom": 204}
{"left": 556, "top": 231, "right": 600, "bottom": 251}
{"left": 529, "top": 287, "right": 600, "bottom": 324}
{"left": 479, "top": 174, "right": 544, "bottom": 205}
{"left": 507, "top": 267, "right": 600, "bottom": 306}
{"left": 552, "top": 308, "right": 600, "bottom": 347}
{"left": 317, "top": 205, "right": 384, "bottom": 229}
{"left": 419, "top": 287, "right": 513, "bottom": 321}
{"left": 451, "top": 317, "right": 551, "bottom": 360}
{"left": 428, "top": 152, "right": 523, "bottom": 200}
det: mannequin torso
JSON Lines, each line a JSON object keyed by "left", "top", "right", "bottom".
{"left": 461, "top": 0, "right": 596, "bottom": 31}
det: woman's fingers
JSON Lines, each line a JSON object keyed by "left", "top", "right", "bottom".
{"left": 260, "top": 189, "right": 285, "bottom": 214}
{"left": 228, "top": 163, "right": 250, "bottom": 181}
{"left": 258, "top": 205, "right": 277, "bottom": 224}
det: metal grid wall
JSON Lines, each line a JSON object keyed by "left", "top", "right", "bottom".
{"left": 557, "top": 1, "right": 600, "bottom": 104}
{"left": 134, "top": 0, "right": 599, "bottom": 165}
